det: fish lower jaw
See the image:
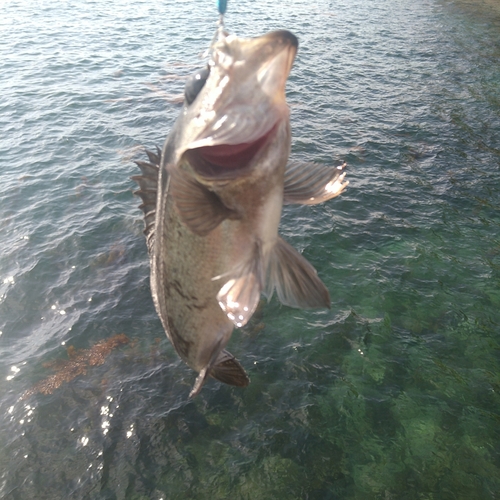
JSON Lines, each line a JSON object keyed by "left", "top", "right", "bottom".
{"left": 183, "top": 122, "right": 281, "bottom": 180}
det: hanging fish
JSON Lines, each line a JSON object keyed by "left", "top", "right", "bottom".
{"left": 133, "top": 29, "right": 348, "bottom": 397}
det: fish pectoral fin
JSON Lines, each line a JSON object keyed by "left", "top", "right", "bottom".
{"left": 216, "top": 244, "right": 264, "bottom": 328}
{"left": 170, "top": 168, "right": 237, "bottom": 236}
{"left": 283, "top": 161, "right": 348, "bottom": 205}
{"left": 210, "top": 350, "right": 250, "bottom": 387}
{"left": 266, "top": 237, "right": 331, "bottom": 309}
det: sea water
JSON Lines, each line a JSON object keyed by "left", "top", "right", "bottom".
{"left": 0, "top": 0, "right": 499, "bottom": 498}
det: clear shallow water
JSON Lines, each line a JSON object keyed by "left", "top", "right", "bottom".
{"left": 1, "top": 0, "right": 499, "bottom": 498}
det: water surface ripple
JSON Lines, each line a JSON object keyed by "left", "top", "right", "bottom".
{"left": 0, "top": 0, "right": 499, "bottom": 498}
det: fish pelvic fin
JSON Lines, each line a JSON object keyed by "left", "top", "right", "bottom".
{"left": 132, "top": 147, "right": 161, "bottom": 251}
{"left": 265, "top": 237, "right": 331, "bottom": 309}
{"left": 216, "top": 242, "right": 264, "bottom": 328}
{"left": 169, "top": 168, "right": 238, "bottom": 236}
{"left": 209, "top": 350, "right": 250, "bottom": 387}
{"left": 283, "top": 161, "right": 348, "bottom": 205}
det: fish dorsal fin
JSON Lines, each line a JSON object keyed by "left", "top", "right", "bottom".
{"left": 169, "top": 168, "right": 237, "bottom": 236}
{"left": 145, "top": 147, "right": 161, "bottom": 166}
{"left": 210, "top": 349, "right": 250, "bottom": 387}
{"left": 266, "top": 237, "right": 331, "bottom": 309}
{"left": 283, "top": 161, "right": 348, "bottom": 205}
{"left": 132, "top": 148, "right": 161, "bottom": 251}
{"left": 216, "top": 243, "right": 264, "bottom": 328}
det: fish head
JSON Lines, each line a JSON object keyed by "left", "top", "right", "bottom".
{"left": 175, "top": 30, "right": 298, "bottom": 180}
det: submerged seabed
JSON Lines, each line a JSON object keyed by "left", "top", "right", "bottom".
{"left": 0, "top": 0, "right": 499, "bottom": 498}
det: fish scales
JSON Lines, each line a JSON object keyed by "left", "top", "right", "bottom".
{"left": 133, "top": 30, "right": 348, "bottom": 396}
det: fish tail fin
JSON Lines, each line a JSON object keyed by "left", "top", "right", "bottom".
{"left": 189, "top": 350, "right": 249, "bottom": 397}
{"left": 265, "top": 237, "right": 330, "bottom": 309}
{"left": 209, "top": 350, "right": 250, "bottom": 387}
{"left": 189, "top": 366, "right": 210, "bottom": 398}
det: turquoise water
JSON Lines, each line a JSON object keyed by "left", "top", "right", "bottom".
{"left": 1, "top": 0, "right": 499, "bottom": 498}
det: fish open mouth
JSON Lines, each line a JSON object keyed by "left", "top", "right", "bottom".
{"left": 185, "top": 123, "right": 278, "bottom": 179}
{"left": 180, "top": 30, "right": 298, "bottom": 180}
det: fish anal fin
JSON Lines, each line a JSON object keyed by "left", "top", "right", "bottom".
{"left": 267, "top": 237, "right": 330, "bottom": 309}
{"left": 210, "top": 350, "right": 250, "bottom": 387}
{"left": 170, "top": 168, "right": 237, "bottom": 236}
{"left": 216, "top": 243, "right": 264, "bottom": 328}
{"left": 284, "top": 161, "right": 348, "bottom": 205}
{"left": 217, "top": 275, "right": 261, "bottom": 328}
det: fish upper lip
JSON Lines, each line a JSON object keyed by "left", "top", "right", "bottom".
{"left": 262, "top": 30, "right": 298, "bottom": 50}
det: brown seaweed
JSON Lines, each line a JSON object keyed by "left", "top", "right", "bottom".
{"left": 22, "top": 334, "right": 129, "bottom": 399}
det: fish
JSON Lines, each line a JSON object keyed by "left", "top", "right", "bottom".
{"left": 132, "top": 29, "right": 348, "bottom": 397}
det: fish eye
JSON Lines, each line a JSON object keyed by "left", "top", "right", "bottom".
{"left": 184, "top": 66, "right": 210, "bottom": 105}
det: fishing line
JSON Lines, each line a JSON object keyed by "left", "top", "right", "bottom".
{"left": 204, "top": 0, "right": 229, "bottom": 59}
{"left": 192, "top": 0, "right": 229, "bottom": 90}
{"left": 216, "top": 0, "right": 228, "bottom": 39}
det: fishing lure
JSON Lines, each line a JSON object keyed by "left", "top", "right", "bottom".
{"left": 217, "top": 0, "right": 228, "bottom": 15}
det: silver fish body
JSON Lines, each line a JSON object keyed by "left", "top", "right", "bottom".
{"left": 133, "top": 30, "right": 348, "bottom": 396}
